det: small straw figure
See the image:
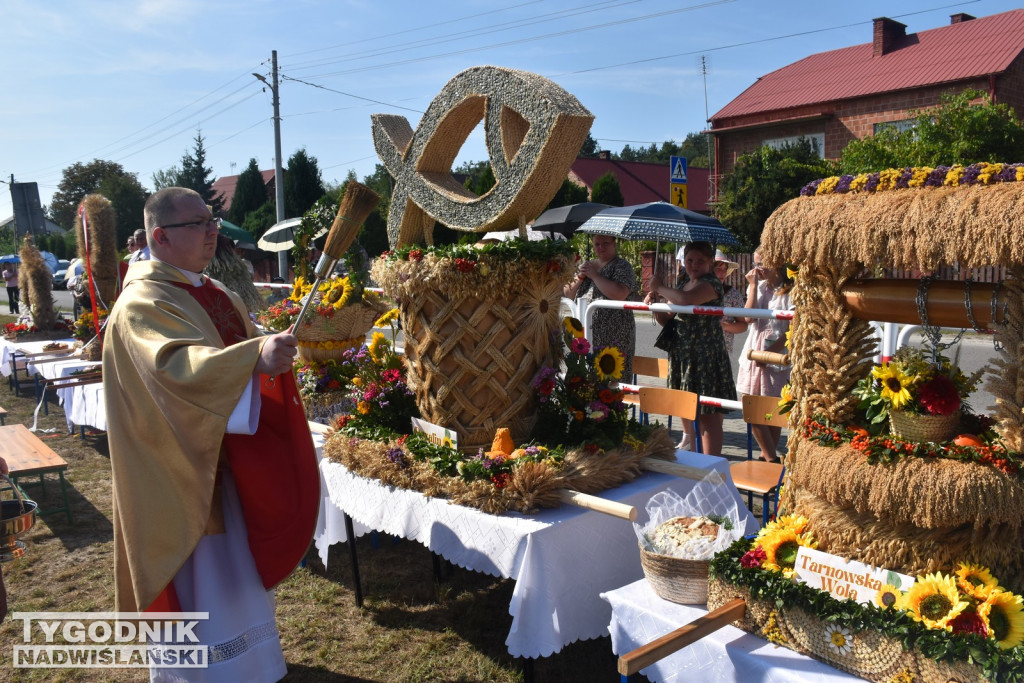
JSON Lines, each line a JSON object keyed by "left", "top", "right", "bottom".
{"left": 18, "top": 235, "right": 56, "bottom": 331}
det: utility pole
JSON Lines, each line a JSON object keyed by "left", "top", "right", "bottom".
{"left": 254, "top": 50, "right": 288, "bottom": 280}
{"left": 700, "top": 56, "right": 716, "bottom": 211}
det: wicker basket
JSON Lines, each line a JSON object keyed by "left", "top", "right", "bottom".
{"left": 296, "top": 336, "right": 363, "bottom": 364}
{"left": 889, "top": 410, "right": 960, "bottom": 443}
{"left": 293, "top": 298, "right": 384, "bottom": 344}
{"left": 639, "top": 543, "right": 710, "bottom": 605}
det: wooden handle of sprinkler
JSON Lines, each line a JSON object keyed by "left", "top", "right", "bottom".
{"left": 640, "top": 457, "right": 717, "bottom": 482}
{"left": 747, "top": 350, "right": 790, "bottom": 365}
{"left": 617, "top": 598, "right": 746, "bottom": 676}
{"left": 558, "top": 489, "right": 637, "bottom": 521}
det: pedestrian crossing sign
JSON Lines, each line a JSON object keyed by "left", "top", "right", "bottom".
{"left": 670, "top": 156, "right": 687, "bottom": 183}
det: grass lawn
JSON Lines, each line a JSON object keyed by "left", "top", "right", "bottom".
{"left": 0, "top": 329, "right": 631, "bottom": 682}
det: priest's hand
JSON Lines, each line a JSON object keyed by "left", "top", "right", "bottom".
{"left": 257, "top": 333, "right": 298, "bottom": 376}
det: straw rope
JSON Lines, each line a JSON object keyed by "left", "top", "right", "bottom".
{"left": 986, "top": 265, "right": 1024, "bottom": 451}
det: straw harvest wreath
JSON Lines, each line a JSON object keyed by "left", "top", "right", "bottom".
{"left": 708, "top": 164, "right": 1024, "bottom": 681}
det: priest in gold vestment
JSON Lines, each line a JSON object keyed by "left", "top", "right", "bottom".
{"left": 103, "top": 187, "right": 319, "bottom": 682}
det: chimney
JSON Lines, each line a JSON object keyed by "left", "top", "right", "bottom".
{"left": 598, "top": 150, "right": 611, "bottom": 160}
{"left": 873, "top": 17, "right": 907, "bottom": 56}
{"left": 950, "top": 13, "right": 975, "bottom": 24}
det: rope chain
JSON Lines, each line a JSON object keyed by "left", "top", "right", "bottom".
{"left": 915, "top": 275, "right": 966, "bottom": 364}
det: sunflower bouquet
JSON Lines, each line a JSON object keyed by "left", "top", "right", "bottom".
{"left": 531, "top": 317, "right": 629, "bottom": 451}
{"left": 853, "top": 346, "right": 985, "bottom": 439}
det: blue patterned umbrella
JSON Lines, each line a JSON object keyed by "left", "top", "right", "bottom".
{"left": 578, "top": 201, "right": 739, "bottom": 247}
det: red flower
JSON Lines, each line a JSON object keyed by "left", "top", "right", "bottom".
{"left": 454, "top": 258, "right": 476, "bottom": 272}
{"left": 326, "top": 379, "right": 341, "bottom": 391}
{"left": 740, "top": 546, "right": 767, "bottom": 569}
{"left": 583, "top": 443, "right": 601, "bottom": 454}
{"left": 545, "top": 259, "right": 562, "bottom": 274}
{"left": 539, "top": 379, "right": 555, "bottom": 396}
{"left": 409, "top": 249, "right": 423, "bottom": 261}
{"left": 917, "top": 375, "right": 961, "bottom": 415}
{"left": 396, "top": 434, "right": 408, "bottom": 446}
{"left": 600, "top": 389, "right": 616, "bottom": 403}
{"left": 491, "top": 473, "right": 511, "bottom": 489}
{"left": 949, "top": 611, "right": 988, "bottom": 638}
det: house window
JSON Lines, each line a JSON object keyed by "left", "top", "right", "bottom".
{"left": 761, "top": 133, "right": 824, "bottom": 158}
{"left": 873, "top": 118, "right": 916, "bottom": 135}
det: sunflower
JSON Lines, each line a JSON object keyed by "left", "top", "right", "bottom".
{"left": 374, "top": 307, "right": 400, "bottom": 328}
{"left": 759, "top": 528, "right": 812, "bottom": 576}
{"left": 563, "top": 316, "right": 585, "bottom": 338}
{"left": 871, "top": 363, "right": 915, "bottom": 410}
{"left": 368, "top": 331, "right": 388, "bottom": 362}
{"left": 955, "top": 562, "right": 1000, "bottom": 600}
{"left": 978, "top": 589, "right": 1024, "bottom": 649}
{"left": 904, "top": 573, "right": 968, "bottom": 630}
{"left": 594, "top": 347, "right": 625, "bottom": 381}
{"left": 756, "top": 514, "right": 809, "bottom": 543}
{"left": 321, "top": 277, "right": 354, "bottom": 310}
{"left": 874, "top": 585, "right": 904, "bottom": 610}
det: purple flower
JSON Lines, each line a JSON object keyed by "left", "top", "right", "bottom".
{"left": 799, "top": 179, "right": 822, "bottom": 196}
{"left": 961, "top": 163, "right": 982, "bottom": 185}
{"left": 896, "top": 167, "right": 913, "bottom": 189}
{"left": 864, "top": 173, "right": 880, "bottom": 192}
{"left": 834, "top": 175, "right": 854, "bottom": 193}
{"left": 532, "top": 366, "right": 557, "bottom": 389}
{"left": 996, "top": 163, "right": 1020, "bottom": 182}
{"left": 925, "top": 166, "right": 948, "bottom": 187}
{"left": 524, "top": 445, "right": 541, "bottom": 457}
{"left": 385, "top": 447, "right": 407, "bottom": 467}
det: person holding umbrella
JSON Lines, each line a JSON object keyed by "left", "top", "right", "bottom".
{"left": 645, "top": 241, "right": 737, "bottom": 455}
{"left": 563, "top": 234, "right": 638, "bottom": 377}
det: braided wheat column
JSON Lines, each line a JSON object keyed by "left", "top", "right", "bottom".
{"left": 987, "top": 266, "right": 1024, "bottom": 451}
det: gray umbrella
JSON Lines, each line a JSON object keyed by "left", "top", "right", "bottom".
{"left": 531, "top": 202, "right": 611, "bottom": 237}
{"left": 578, "top": 201, "right": 740, "bottom": 247}
{"left": 256, "top": 218, "right": 325, "bottom": 252}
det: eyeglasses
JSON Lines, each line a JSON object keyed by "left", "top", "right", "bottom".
{"left": 159, "top": 216, "right": 222, "bottom": 230}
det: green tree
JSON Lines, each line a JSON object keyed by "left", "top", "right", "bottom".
{"left": 151, "top": 165, "right": 182, "bottom": 191}
{"left": 840, "top": 89, "right": 1024, "bottom": 173}
{"left": 578, "top": 132, "right": 600, "bottom": 158}
{"left": 229, "top": 159, "right": 270, "bottom": 226}
{"left": 716, "top": 140, "right": 836, "bottom": 251}
{"left": 178, "top": 129, "right": 223, "bottom": 214}
{"left": 284, "top": 148, "right": 326, "bottom": 218}
{"left": 358, "top": 165, "right": 393, "bottom": 257}
{"left": 97, "top": 172, "right": 149, "bottom": 246}
{"left": 241, "top": 200, "right": 277, "bottom": 239}
{"left": 591, "top": 172, "right": 624, "bottom": 207}
{"left": 47, "top": 159, "right": 140, "bottom": 231}
{"left": 545, "top": 178, "right": 590, "bottom": 211}
{"left": 676, "top": 132, "right": 713, "bottom": 170}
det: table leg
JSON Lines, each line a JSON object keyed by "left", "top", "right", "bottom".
{"left": 432, "top": 553, "right": 442, "bottom": 583}
{"left": 343, "top": 512, "right": 363, "bottom": 608}
{"left": 521, "top": 657, "right": 534, "bottom": 683}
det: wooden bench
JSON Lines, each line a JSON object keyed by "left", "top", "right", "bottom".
{"left": 0, "top": 424, "right": 72, "bottom": 523}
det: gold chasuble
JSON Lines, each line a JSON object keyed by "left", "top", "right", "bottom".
{"left": 103, "top": 260, "right": 318, "bottom": 612}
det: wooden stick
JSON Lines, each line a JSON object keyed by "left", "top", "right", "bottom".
{"left": 640, "top": 457, "right": 717, "bottom": 483}
{"left": 617, "top": 598, "right": 746, "bottom": 676}
{"left": 558, "top": 489, "right": 637, "bottom": 521}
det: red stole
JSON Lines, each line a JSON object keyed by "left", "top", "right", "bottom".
{"left": 146, "top": 280, "right": 319, "bottom": 612}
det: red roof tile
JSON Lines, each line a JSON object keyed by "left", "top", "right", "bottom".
{"left": 211, "top": 170, "right": 276, "bottom": 213}
{"left": 569, "top": 158, "right": 709, "bottom": 212}
{"left": 712, "top": 9, "right": 1024, "bottom": 122}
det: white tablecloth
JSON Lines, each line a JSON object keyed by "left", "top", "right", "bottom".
{"left": 68, "top": 381, "right": 106, "bottom": 432}
{"left": 0, "top": 338, "right": 76, "bottom": 377}
{"left": 317, "top": 450, "right": 758, "bottom": 658}
{"left": 601, "top": 579, "right": 860, "bottom": 682}
{"left": 26, "top": 357, "right": 101, "bottom": 431}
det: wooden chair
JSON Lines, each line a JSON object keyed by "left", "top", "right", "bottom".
{"left": 638, "top": 387, "right": 701, "bottom": 453}
{"left": 731, "top": 394, "right": 787, "bottom": 526}
{"left": 622, "top": 356, "right": 669, "bottom": 424}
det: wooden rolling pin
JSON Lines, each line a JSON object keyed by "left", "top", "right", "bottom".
{"left": 747, "top": 350, "right": 790, "bottom": 365}
{"left": 617, "top": 598, "right": 746, "bottom": 675}
{"left": 842, "top": 278, "right": 1005, "bottom": 329}
{"left": 558, "top": 489, "right": 637, "bottom": 521}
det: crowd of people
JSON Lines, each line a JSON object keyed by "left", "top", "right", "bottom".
{"left": 565, "top": 236, "right": 792, "bottom": 460}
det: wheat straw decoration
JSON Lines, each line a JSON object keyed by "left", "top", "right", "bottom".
{"left": 19, "top": 235, "right": 57, "bottom": 333}
{"left": 289, "top": 182, "right": 381, "bottom": 334}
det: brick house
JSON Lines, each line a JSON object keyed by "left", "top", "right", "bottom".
{"left": 211, "top": 169, "right": 276, "bottom": 215}
{"left": 708, "top": 9, "right": 1024, "bottom": 186}
{"left": 568, "top": 153, "right": 711, "bottom": 212}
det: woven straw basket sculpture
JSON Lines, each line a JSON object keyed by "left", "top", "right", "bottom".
{"left": 395, "top": 270, "right": 566, "bottom": 451}
{"left": 888, "top": 410, "right": 960, "bottom": 443}
{"left": 293, "top": 296, "right": 385, "bottom": 363}
{"left": 639, "top": 544, "right": 709, "bottom": 604}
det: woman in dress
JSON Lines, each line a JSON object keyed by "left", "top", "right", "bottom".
{"left": 564, "top": 235, "right": 638, "bottom": 377}
{"left": 644, "top": 241, "right": 736, "bottom": 455}
{"left": 714, "top": 250, "right": 747, "bottom": 356}
{"left": 736, "top": 248, "right": 794, "bottom": 462}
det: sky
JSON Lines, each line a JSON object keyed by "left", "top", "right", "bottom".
{"left": 1, "top": 0, "right": 1021, "bottom": 223}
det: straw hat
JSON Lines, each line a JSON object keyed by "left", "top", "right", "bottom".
{"left": 714, "top": 249, "right": 739, "bottom": 276}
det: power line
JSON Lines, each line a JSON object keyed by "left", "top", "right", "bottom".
{"left": 280, "top": 75, "right": 424, "bottom": 114}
